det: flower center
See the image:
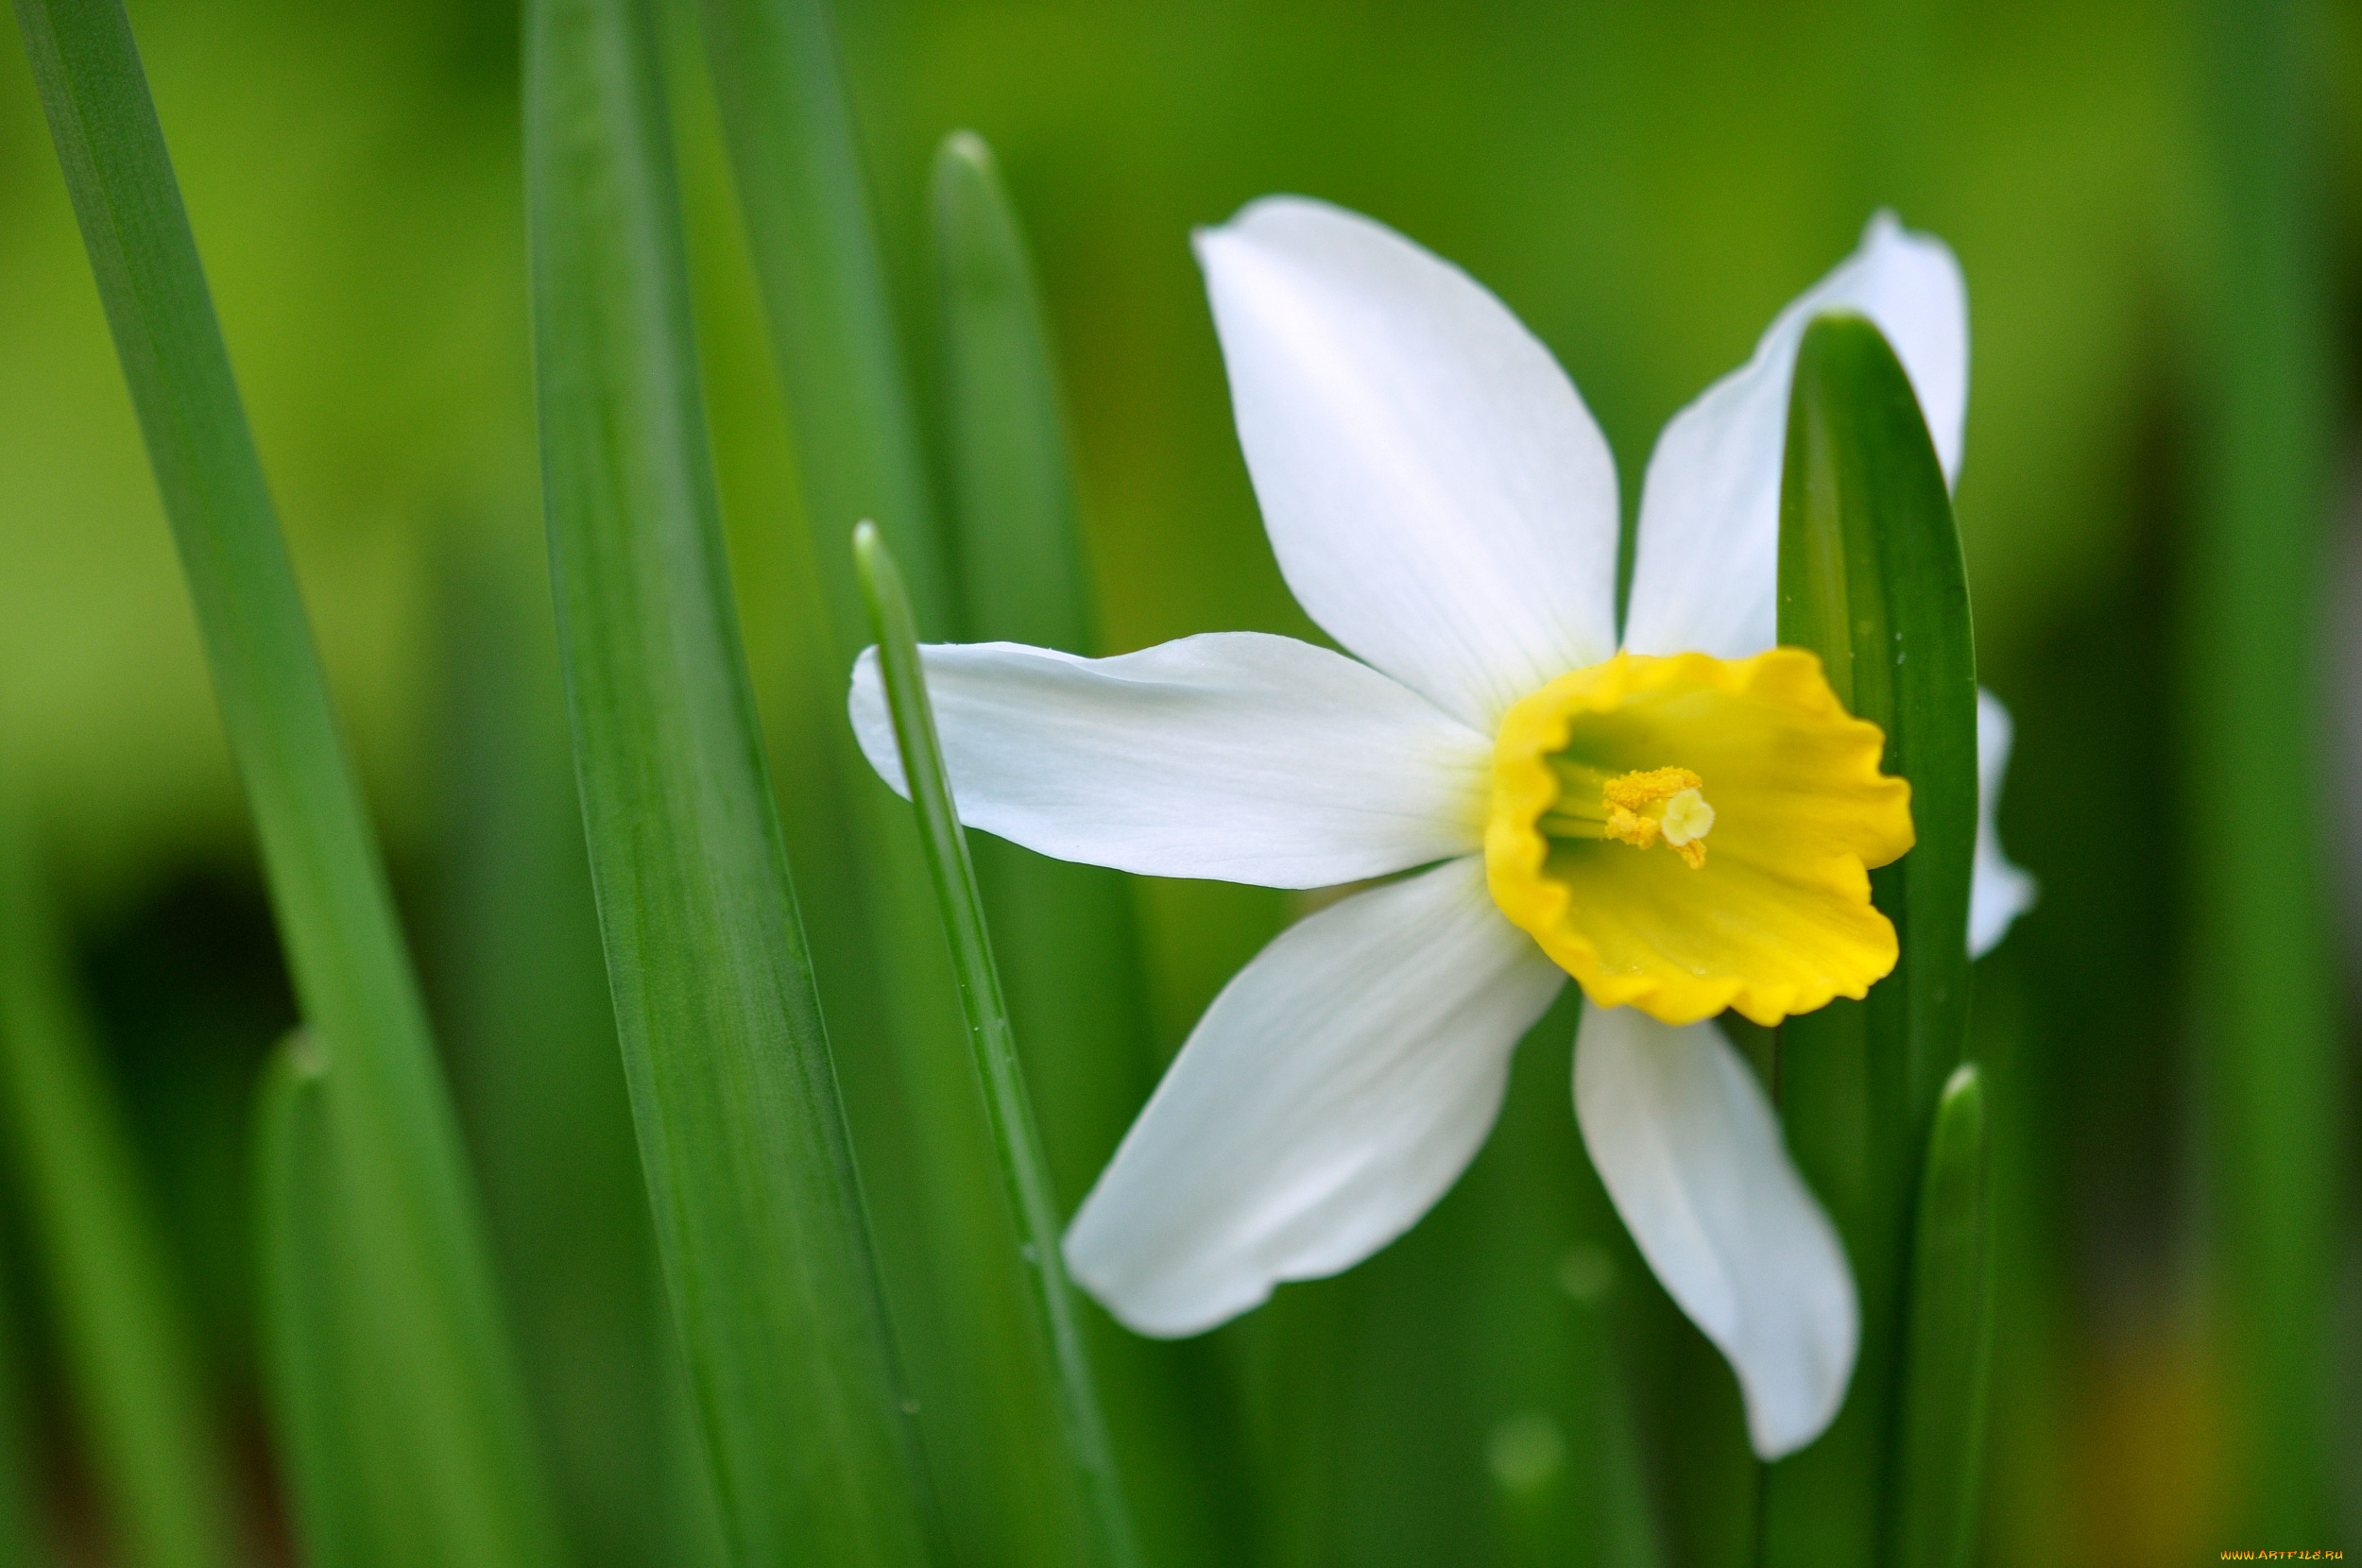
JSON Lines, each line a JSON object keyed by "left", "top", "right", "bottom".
{"left": 1481, "top": 648, "right": 1915, "bottom": 1027}
{"left": 1542, "top": 764, "right": 1717, "bottom": 869}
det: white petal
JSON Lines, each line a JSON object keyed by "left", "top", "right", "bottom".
{"left": 1970, "top": 688, "right": 2037, "bottom": 958}
{"left": 1065, "top": 856, "right": 1566, "bottom": 1337}
{"left": 1196, "top": 196, "right": 1621, "bottom": 730}
{"left": 1624, "top": 213, "right": 1968, "bottom": 659}
{"left": 1574, "top": 1006, "right": 1857, "bottom": 1459}
{"left": 848, "top": 632, "right": 1489, "bottom": 889}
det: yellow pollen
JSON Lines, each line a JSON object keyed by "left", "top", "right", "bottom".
{"left": 1601, "top": 766, "right": 1702, "bottom": 812}
{"left": 1599, "top": 768, "right": 1713, "bottom": 869}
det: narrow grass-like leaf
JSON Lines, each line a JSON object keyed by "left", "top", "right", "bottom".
{"left": 692, "top": 0, "right": 947, "bottom": 630}
{"left": 930, "top": 132, "right": 1088, "bottom": 656}
{"left": 1892, "top": 1064, "right": 1993, "bottom": 1568}
{"left": 435, "top": 537, "right": 710, "bottom": 1568}
{"left": 688, "top": 6, "right": 1086, "bottom": 1558}
{"left": 524, "top": 0, "right": 936, "bottom": 1561}
{"left": 856, "top": 521, "right": 1141, "bottom": 1568}
{"left": 928, "top": 129, "right": 1158, "bottom": 1197}
{"left": 933, "top": 128, "right": 1262, "bottom": 1565}
{"left": 253, "top": 1038, "right": 535, "bottom": 1568}
{"left": 12, "top": 3, "right": 563, "bottom": 1560}
{"left": 2188, "top": 0, "right": 2342, "bottom": 1536}
{"left": 252, "top": 1032, "right": 371, "bottom": 1568}
{"left": 928, "top": 128, "right": 1241, "bottom": 1563}
{"left": 1760, "top": 313, "right": 1977, "bottom": 1567}
{"left": 0, "top": 803, "right": 235, "bottom": 1568}
{"left": 1777, "top": 315, "right": 1977, "bottom": 1122}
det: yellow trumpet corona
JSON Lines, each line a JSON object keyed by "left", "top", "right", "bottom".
{"left": 1485, "top": 648, "right": 1915, "bottom": 1028}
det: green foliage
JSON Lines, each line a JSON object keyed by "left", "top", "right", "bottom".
{"left": 2187, "top": 0, "right": 2343, "bottom": 1539}
{"left": 433, "top": 536, "right": 695, "bottom": 1568}
{"left": 1765, "top": 313, "right": 1979, "bottom": 1566}
{"left": 694, "top": 0, "right": 948, "bottom": 635}
{"left": 522, "top": 0, "right": 935, "bottom": 1559}
{"left": 1892, "top": 1063, "right": 1994, "bottom": 1568}
{"left": 931, "top": 132, "right": 1089, "bottom": 656}
{"left": 10, "top": 0, "right": 561, "bottom": 1560}
{"left": 0, "top": 807, "right": 234, "bottom": 1568}
{"left": 928, "top": 128, "right": 1155, "bottom": 1203}
{"left": 1777, "top": 315, "right": 1978, "bottom": 1122}
{"left": 857, "top": 522, "right": 1141, "bottom": 1568}
{"left": 928, "top": 129, "right": 1243, "bottom": 1565}
{"left": 690, "top": 6, "right": 1089, "bottom": 1561}
{"left": 251, "top": 1032, "right": 368, "bottom": 1566}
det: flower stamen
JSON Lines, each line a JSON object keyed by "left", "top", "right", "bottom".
{"left": 1537, "top": 762, "right": 1716, "bottom": 868}
{"left": 1600, "top": 767, "right": 1714, "bottom": 869}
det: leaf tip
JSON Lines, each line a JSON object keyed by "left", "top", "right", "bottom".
{"left": 935, "top": 127, "right": 995, "bottom": 178}
{"left": 1937, "top": 1059, "right": 1984, "bottom": 1119}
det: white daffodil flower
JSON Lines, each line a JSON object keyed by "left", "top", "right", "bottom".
{"left": 850, "top": 198, "right": 2034, "bottom": 1460}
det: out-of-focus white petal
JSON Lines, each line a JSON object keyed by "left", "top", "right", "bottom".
{"left": 1065, "top": 856, "right": 1566, "bottom": 1337}
{"left": 1970, "top": 688, "right": 2037, "bottom": 957}
{"left": 1624, "top": 213, "right": 1968, "bottom": 659}
{"left": 849, "top": 632, "right": 1489, "bottom": 890}
{"left": 1196, "top": 196, "right": 1622, "bottom": 730}
{"left": 1573, "top": 1006, "right": 1857, "bottom": 1459}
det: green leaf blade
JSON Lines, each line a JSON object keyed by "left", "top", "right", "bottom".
{"left": 0, "top": 806, "right": 238, "bottom": 1568}
{"left": 12, "top": 2, "right": 565, "bottom": 1559}
{"left": 929, "top": 129, "right": 1252, "bottom": 1566}
{"left": 2188, "top": 0, "right": 2343, "bottom": 1537}
{"left": 523, "top": 1, "right": 936, "bottom": 1561}
{"left": 252, "top": 1033, "right": 373, "bottom": 1568}
{"left": 689, "top": 12, "right": 1092, "bottom": 1561}
{"left": 1762, "top": 312, "right": 1979, "bottom": 1567}
{"left": 1892, "top": 1064, "right": 1994, "bottom": 1568}
{"left": 928, "top": 129, "right": 1156, "bottom": 1208}
{"left": 931, "top": 130, "right": 1091, "bottom": 656}
{"left": 435, "top": 537, "right": 708, "bottom": 1568}
{"left": 856, "top": 524, "right": 1141, "bottom": 1568}
{"left": 693, "top": 0, "right": 949, "bottom": 637}
{"left": 1777, "top": 312, "right": 1979, "bottom": 1069}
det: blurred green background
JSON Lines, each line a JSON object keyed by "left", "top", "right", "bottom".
{"left": 0, "top": 0, "right": 2355, "bottom": 1562}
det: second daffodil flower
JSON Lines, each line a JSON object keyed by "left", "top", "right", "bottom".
{"left": 850, "top": 198, "right": 2033, "bottom": 1460}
